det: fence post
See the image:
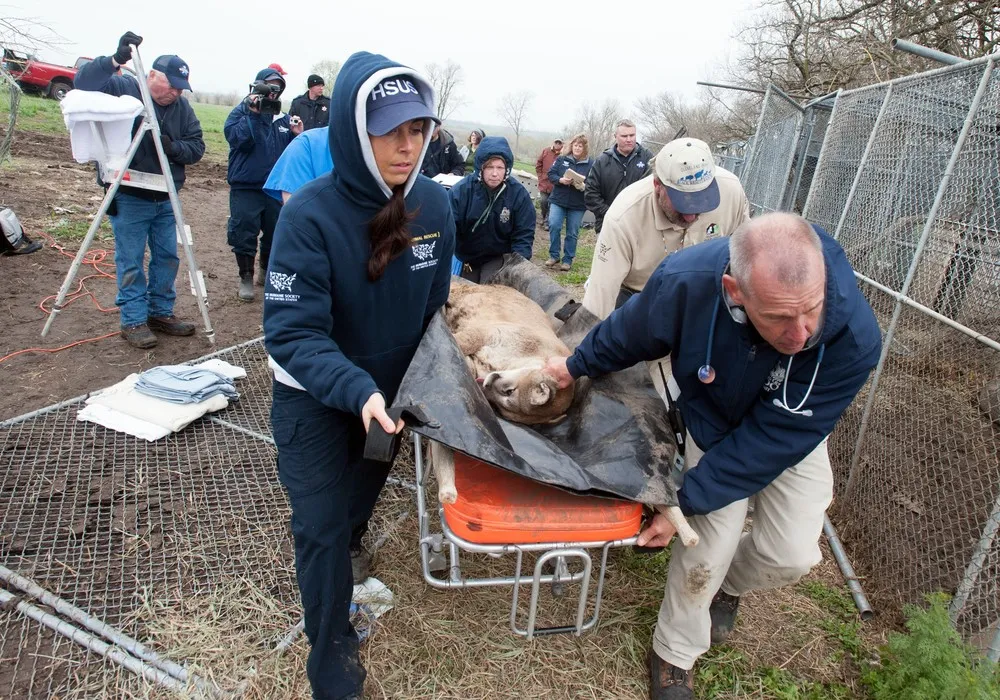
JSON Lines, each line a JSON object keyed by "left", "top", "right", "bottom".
{"left": 739, "top": 85, "right": 773, "bottom": 185}
{"left": 844, "top": 59, "right": 996, "bottom": 503}
{"left": 950, "top": 488, "right": 1000, "bottom": 629}
{"left": 829, "top": 85, "right": 894, "bottom": 241}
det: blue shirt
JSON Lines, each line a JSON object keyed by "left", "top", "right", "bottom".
{"left": 264, "top": 127, "right": 333, "bottom": 202}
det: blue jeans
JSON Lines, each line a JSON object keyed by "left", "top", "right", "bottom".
{"left": 548, "top": 203, "right": 584, "bottom": 265}
{"left": 108, "top": 193, "right": 179, "bottom": 328}
{"left": 270, "top": 382, "right": 394, "bottom": 700}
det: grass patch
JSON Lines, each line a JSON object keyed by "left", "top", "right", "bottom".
{"left": 1, "top": 93, "right": 65, "bottom": 134}
{"left": 796, "top": 581, "right": 867, "bottom": 666}
{"left": 513, "top": 159, "right": 535, "bottom": 174}
{"left": 553, "top": 228, "right": 595, "bottom": 285}
{"left": 698, "top": 647, "right": 854, "bottom": 699}
{"left": 45, "top": 215, "right": 113, "bottom": 243}
{"left": 190, "top": 102, "right": 232, "bottom": 164}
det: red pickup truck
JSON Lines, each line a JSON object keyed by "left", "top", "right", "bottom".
{"left": 2, "top": 49, "right": 91, "bottom": 100}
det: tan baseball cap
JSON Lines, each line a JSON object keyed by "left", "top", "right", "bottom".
{"left": 654, "top": 138, "right": 720, "bottom": 214}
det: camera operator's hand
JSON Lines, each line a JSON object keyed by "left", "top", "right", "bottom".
{"left": 113, "top": 31, "right": 142, "bottom": 66}
{"left": 159, "top": 134, "right": 177, "bottom": 158}
{"left": 289, "top": 115, "right": 303, "bottom": 135}
{"left": 246, "top": 94, "right": 262, "bottom": 113}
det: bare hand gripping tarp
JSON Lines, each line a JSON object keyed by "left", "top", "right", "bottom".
{"left": 392, "top": 255, "right": 681, "bottom": 507}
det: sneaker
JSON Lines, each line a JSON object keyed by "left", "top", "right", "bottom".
{"left": 147, "top": 315, "right": 196, "bottom": 336}
{"left": 120, "top": 324, "right": 157, "bottom": 349}
{"left": 544, "top": 258, "right": 558, "bottom": 268}
{"left": 648, "top": 649, "right": 694, "bottom": 699}
{"left": 559, "top": 262, "right": 572, "bottom": 272}
{"left": 350, "top": 544, "right": 372, "bottom": 583}
{"left": 238, "top": 274, "right": 255, "bottom": 302}
{"left": 709, "top": 590, "right": 740, "bottom": 645}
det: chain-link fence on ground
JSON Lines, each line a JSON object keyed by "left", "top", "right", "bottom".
{"left": 801, "top": 55, "right": 1000, "bottom": 659}
{"left": 740, "top": 85, "right": 804, "bottom": 215}
{"left": 0, "top": 339, "right": 302, "bottom": 697}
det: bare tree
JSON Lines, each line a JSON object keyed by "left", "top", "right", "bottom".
{"left": 634, "top": 91, "right": 744, "bottom": 146}
{"left": 424, "top": 60, "right": 465, "bottom": 120}
{"left": 561, "top": 99, "right": 624, "bottom": 154}
{"left": 497, "top": 91, "right": 533, "bottom": 158}
{"left": 0, "top": 15, "right": 65, "bottom": 55}
{"left": 730, "top": 0, "right": 1000, "bottom": 97}
{"left": 309, "top": 60, "right": 341, "bottom": 97}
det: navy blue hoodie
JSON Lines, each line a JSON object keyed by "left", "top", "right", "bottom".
{"left": 547, "top": 152, "right": 592, "bottom": 210}
{"left": 567, "top": 227, "right": 882, "bottom": 516}
{"left": 73, "top": 56, "right": 205, "bottom": 193}
{"left": 224, "top": 68, "right": 295, "bottom": 189}
{"left": 263, "top": 52, "right": 455, "bottom": 415}
{"left": 448, "top": 137, "right": 535, "bottom": 265}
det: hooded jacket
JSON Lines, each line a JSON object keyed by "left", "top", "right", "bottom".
{"left": 289, "top": 91, "right": 331, "bottom": 131}
{"left": 567, "top": 226, "right": 882, "bottom": 516}
{"left": 548, "top": 153, "right": 592, "bottom": 210}
{"left": 73, "top": 56, "right": 205, "bottom": 196}
{"left": 224, "top": 68, "right": 295, "bottom": 189}
{"left": 584, "top": 143, "right": 654, "bottom": 232}
{"left": 448, "top": 137, "right": 535, "bottom": 266}
{"left": 420, "top": 128, "right": 465, "bottom": 178}
{"left": 264, "top": 52, "right": 455, "bottom": 415}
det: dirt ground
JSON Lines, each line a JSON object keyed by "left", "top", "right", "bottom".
{"left": 0, "top": 131, "right": 266, "bottom": 420}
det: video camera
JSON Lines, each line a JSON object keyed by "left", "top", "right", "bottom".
{"left": 249, "top": 80, "right": 282, "bottom": 115}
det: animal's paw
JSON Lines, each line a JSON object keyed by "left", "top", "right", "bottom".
{"left": 438, "top": 486, "right": 458, "bottom": 504}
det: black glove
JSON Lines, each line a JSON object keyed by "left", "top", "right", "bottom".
{"left": 159, "top": 134, "right": 176, "bottom": 157}
{"left": 113, "top": 31, "right": 143, "bottom": 65}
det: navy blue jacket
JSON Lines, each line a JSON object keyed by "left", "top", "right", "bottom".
{"left": 73, "top": 56, "right": 205, "bottom": 193}
{"left": 420, "top": 129, "right": 465, "bottom": 178}
{"left": 567, "top": 227, "right": 882, "bottom": 516}
{"left": 547, "top": 153, "right": 592, "bottom": 210}
{"left": 224, "top": 68, "right": 295, "bottom": 189}
{"left": 264, "top": 52, "right": 455, "bottom": 415}
{"left": 448, "top": 137, "right": 535, "bottom": 266}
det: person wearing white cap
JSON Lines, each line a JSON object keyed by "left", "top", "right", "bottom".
{"left": 582, "top": 138, "right": 750, "bottom": 321}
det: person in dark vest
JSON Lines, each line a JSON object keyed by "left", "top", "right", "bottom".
{"left": 289, "top": 74, "right": 332, "bottom": 132}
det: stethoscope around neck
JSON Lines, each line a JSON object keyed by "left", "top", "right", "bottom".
{"left": 699, "top": 296, "right": 825, "bottom": 417}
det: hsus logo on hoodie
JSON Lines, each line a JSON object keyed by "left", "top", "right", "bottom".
{"left": 409, "top": 231, "right": 441, "bottom": 272}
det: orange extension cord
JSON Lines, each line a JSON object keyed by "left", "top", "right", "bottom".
{"left": 0, "top": 230, "right": 120, "bottom": 365}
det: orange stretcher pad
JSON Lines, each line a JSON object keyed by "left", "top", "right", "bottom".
{"left": 443, "top": 452, "right": 644, "bottom": 545}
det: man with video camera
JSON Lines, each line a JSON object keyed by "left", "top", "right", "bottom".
{"left": 224, "top": 67, "right": 303, "bottom": 301}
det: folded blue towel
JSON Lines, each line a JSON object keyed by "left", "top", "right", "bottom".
{"left": 134, "top": 365, "right": 239, "bottom": 405}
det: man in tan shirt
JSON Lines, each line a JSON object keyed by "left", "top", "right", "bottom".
{"left": 583, "top": 138, "right": 750, "bottom": 320}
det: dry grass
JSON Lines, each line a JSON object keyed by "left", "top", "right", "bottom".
{"left": 56, "top": 437, "right": 889, "bottom": 699}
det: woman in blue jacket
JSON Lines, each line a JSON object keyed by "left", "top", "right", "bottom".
{"left": 546, "top": 132, "right": 591, "bottom": 271}
{"left": 263, "top": 52, "right": 455, "bottom": 699}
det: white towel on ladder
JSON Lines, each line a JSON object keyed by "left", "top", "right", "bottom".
{"left": 60, "top": 89, "right": 145, "bottom": 164}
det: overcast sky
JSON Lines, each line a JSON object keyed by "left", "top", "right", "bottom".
{"left": 9, "top": 0, "right": 755, "bottom": 132}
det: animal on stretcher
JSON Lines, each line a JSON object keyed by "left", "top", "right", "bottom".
{"left": 429, "top": 281, "right": 699, "bottom": 547}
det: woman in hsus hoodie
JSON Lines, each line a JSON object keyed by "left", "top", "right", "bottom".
{"left": 263, "top": 52, "right": 455, "bottom": 699}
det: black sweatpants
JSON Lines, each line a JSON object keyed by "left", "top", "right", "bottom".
{"left": 270, "top": 381, "right": 393, "bottom": 700}
{"left": 227, "top": 188, "right": 281, "bottom": 268}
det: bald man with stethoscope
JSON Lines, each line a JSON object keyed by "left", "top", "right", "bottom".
{"left": 545, "top": 212, "right": 882, "bottom": 700}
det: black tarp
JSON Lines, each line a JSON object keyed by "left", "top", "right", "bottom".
{"left": 393, "top": 255, "right": 679, "bottom": 506}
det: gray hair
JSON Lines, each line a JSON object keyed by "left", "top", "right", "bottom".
{"left": 615, "top": 119, "right": 635, "bottom": 131}
{"left": 729, "top": 213, "right": 823, "bottom": 296}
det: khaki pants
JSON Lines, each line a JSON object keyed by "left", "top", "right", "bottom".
{"left": 652, "top": 432, "right": 834, "bottom": 669}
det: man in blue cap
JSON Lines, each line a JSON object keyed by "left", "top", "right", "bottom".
{"left": 74, "top": 31, "right": 205, "bottom": 349}
{"left": 225, "top": 66, "right": 303, "bottom": 301}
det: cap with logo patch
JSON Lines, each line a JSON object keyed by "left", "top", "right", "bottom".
{"left": 152, "top": 55, "right": 192, "bottom": 91}
{"left": 365, "top": 76, "right": 439, "bottom": 136}
{"left": 654, "top": 138, "right": 720, "bottom": 215}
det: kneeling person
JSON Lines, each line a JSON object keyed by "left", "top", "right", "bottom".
{"left": 448, "top": 136, "right": 535, "bottom": 282}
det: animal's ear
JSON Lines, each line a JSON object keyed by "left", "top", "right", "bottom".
{"left": 529, "top": 380, "right": 552, "bottom": 406}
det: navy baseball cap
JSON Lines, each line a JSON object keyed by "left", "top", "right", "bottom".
{"left": 366, "top": 76, "right": 438, "bottom": 136}
{"left": 152, "top": 55, "right": 192, "bottom": 91}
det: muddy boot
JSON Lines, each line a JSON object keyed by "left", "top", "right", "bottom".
{"left": 120, "top": 323, "right": 158, "bottom": 349}
{"left": 648, "top": 649, "right": 694, "bottom": 699}
{"left": 236, "top": 254, "right": 256, "bottom": 301}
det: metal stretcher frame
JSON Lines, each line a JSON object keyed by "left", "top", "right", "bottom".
{"left": 412, "top": 434, "right": 640, "bottom": 639}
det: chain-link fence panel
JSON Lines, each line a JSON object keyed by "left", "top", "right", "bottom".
{"left": 813, "top": 55, "right": 1000, "bottom": 655}
{"left": 713, "top": 140, "right": 748, "bottom": 179}
{"left": 741, "top": 86, "right": 804, "bottom": 215}
{"left": 0, "top": 340, "right": 299, "bottom": 697}
{"left": 783, "top": 97, "right": 834, "bottom": 213}
{"left": 802, "top": 86, "right": 890, "bottom": 234}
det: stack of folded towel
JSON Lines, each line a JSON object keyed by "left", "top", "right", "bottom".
{"left": 77, "top": 359, "right": 247, "bottom": 441}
